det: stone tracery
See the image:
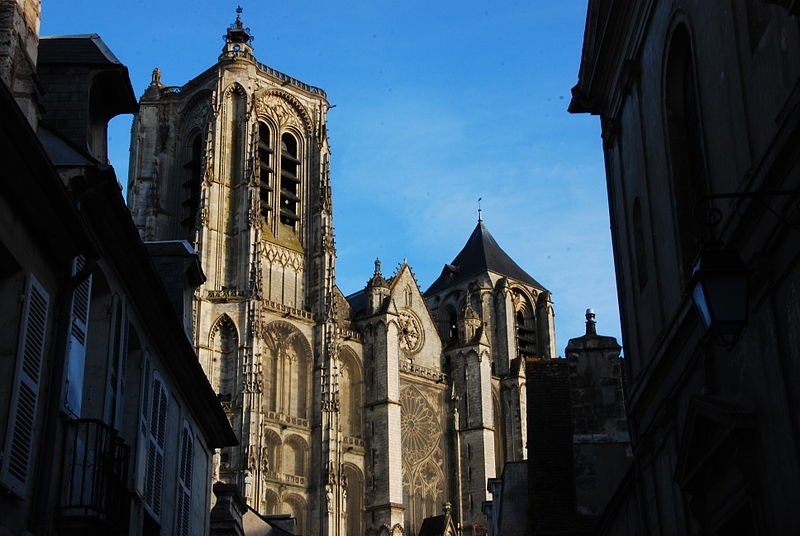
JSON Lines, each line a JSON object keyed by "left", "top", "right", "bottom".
{"left": 400, "top": 384, "right": 445, "bottom": 534}
{"left": 261, "top": 320, "right": 311, "bottom": 420}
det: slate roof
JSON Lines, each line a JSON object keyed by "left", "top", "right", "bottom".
{"left": 38, "top": 34, "right": 123, "bottom": 65}
{"left": 345, "top": 289, "right": 368, "bottom": 317}
{"left": 425, "top": 222, "right": 544, "bottom": 296}
{"left": 37, "top": 127, "right": 99, "bottom": 167}
{"left": 418, "top": 515, "right": 448, "bottom": 536}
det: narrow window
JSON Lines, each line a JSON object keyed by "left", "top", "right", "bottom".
{"left": 104, "top": 295, "right": 127, "bottom": 430}
{"left": 516, "top": 310, "right": 536, "bottom": 358}
{"left": 665, "top": 25, "right": 709, "bottom": 279}
{"left": 445, "top": 306, "right": 458, "bottom": 342}
{"left": 134, "top": 350, "right": 151, "bottom": 497}
{"left": 258, "top": 123, "right": 273, "bottom": 218}
{"left": 279, "top": 133, "right": 300, "bottom": 228}
{"left": 181, "top": 134, "right": 203, "bottom": 239}
{"left": 64, "top": 255, "right": 92, "bottom": 418}
{"left": 633, "top": 198, "right": 649, "bottom": 291}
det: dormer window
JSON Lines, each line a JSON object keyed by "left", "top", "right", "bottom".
{"left": 258, "top": 123, "right": 273, "bottom": 218}
{"left": 280, "top": 133, "right": 300, "bottom": 228}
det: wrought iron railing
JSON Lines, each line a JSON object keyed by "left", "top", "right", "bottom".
{"left": 59, "top": 419, "right": 130, "bottom": 529}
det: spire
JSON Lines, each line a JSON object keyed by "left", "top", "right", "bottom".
{"left": 585, "top": 308, "right": 597, "bottom": 336}
{"left": 425, "top": 221, "right": 544, "bottom": 296}
{"left": 477, "top": 197, "right": 483, "bottom": 223}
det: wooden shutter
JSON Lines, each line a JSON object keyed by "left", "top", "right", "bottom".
{"left": 104, "top": 296, "right": 127, "bottom": 430}
{"left": 144, "top": 372, "right": 169, "bottom": 518}
{"left": 134, "top": 350, "right": 151, "bottom": 497}
{"left": 176, "top": 424, "right": 194, "bottom": 536}
{"left": 0, "top": 274, "right": 49, "bottom": 496}
{"left": 64, "top": 255, "right": 92, "bottom": 417}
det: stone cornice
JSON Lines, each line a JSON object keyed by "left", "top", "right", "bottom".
{"left": 569, "top": 0, "right": 653, "bottom": 117}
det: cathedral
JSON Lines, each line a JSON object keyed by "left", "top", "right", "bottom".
{"left": 127, "top": 11, "right": 556, "bottom": 536}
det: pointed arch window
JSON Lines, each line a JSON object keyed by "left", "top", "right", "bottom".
{"left": 257, "top": 123, "right": 273, "bottom": 218}
{"left": 515, "top": 306, "right": 536, "bottom": 358}
{"left": 340, "top": 351, "right": 363, "bottom": 438}
{"left": 279, "top": 133, "right": 300, "bottom": 228}
{"left": 211, "top": 316, "right": 239, "bottom": 402}
{"left": 441, "top": 304, "right": 458, "bottom": 343}
{"left": 181, "top": 134, "right": 203, "bottom": 239}
{"left": 665, "top": 25, "right": 709, "bottom": 279}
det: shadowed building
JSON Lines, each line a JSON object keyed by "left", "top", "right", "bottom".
{"left": 0, "top": 5, "right": 236, "bottom": 534}
{"left": 571, "top": 1, "right": 800, "bottom": 533}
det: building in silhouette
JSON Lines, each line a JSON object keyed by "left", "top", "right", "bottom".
{"left": 571, "top": 1, "right": 800, "bottom": 533}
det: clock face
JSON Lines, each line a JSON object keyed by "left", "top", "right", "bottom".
{"left": 398, "top": 310, "right": 423, "bottom": 353}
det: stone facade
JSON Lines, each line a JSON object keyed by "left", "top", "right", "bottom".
{"left": 127, "top": 11, "right": 557, "bottom": 536}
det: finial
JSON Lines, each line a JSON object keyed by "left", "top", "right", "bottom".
{"left": 150, "top": 67, "right": 161, "bottom": 86}
{"left": 235, "top": 5, "right": 243, "bottom": 27}
{"left": 374, "top": 258, "right": 382, "bottom": 275}
{"left": 478, "top": 197, "right": 483, "bottom": 223}
{"left": 443, "top": 502, "right": 452, "bottom": 515}
{"left": 585, "top": 308, "right": 597, "bottom": 336}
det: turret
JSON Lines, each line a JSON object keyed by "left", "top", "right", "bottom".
{"left": 366, "top": 258, "right": 390, "bottom": 315}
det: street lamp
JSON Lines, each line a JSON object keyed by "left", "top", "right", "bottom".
{"left": 689, "top": 245, "right": 749, "bottom": 347}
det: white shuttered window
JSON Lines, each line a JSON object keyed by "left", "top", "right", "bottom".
{"left": 0, "top": 274, "right": 49, "bottom": 496}
{"left": 144, "top": 371, "right": 169, "bottom": 518}
{"left": 64, "top": 255, "right": 92, "bottom": 417}
{"left": 176, "top": 423, "right": 194, "bottom": 536}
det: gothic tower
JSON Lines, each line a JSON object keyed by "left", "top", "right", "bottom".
{"left": 127, "top": 10, "right": 340, "bottom": 534}
{"left": 423, "top": 220, "right": 556, "bottom": 532}
{"left": 128, "top": 11, "right": 558, "bottom": 536}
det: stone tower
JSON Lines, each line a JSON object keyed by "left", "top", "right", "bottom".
{"left": 128, "top": 9, "right": 337, "bottom": 534}
{"left": 423, "top": 220, "right": 556, "bottom": 532}
{"left": 0, "top": 0, "right": 41, "bottom": 126}
{"left": 128, "top": 11, "right": 558, "bottom": 536}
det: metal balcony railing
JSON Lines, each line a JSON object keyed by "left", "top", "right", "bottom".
{"left": 58, "top": 419, "right": 130, "bottom": 530}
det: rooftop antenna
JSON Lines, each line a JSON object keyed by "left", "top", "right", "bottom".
{"left": 477, "top": 197, "right": 483, "bottom": 223}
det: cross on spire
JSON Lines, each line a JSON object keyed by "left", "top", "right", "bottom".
{"left": 477, "top": 197, "right": 483, "bottom": 223}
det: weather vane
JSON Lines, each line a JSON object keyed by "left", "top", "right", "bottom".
{"left": 478, "top": 197, "right": 483, "bottom": 223}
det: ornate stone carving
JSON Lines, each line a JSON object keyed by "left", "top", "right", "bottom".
{"left": 397, "top": 309, "right": 424, "bottom": 354}
{"left": 263, "top": 241, "right": 305, "bottom": 271}
{"left": 254, "top": 91, "right": 311, "bottom": 134}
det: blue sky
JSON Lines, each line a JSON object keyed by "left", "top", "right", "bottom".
{"left": 40, "top": 1, "right": 622, "bottom": 351}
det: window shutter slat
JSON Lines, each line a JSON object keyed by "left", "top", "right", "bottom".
{"left": 176, "top": 424, "right": 193, "bottom": 536}
{"left": 134, "top": 351, "right": 150, "bottom": 497}
{"left": 1, "top": 274, "right": 49, "bottom": 496}
{"left": 144, "top": 373, "right": 168, "bottom": 519}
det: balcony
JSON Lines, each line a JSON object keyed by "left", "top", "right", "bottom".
{"left": 58, "top": 419, "right": 130, "bottom": 534}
